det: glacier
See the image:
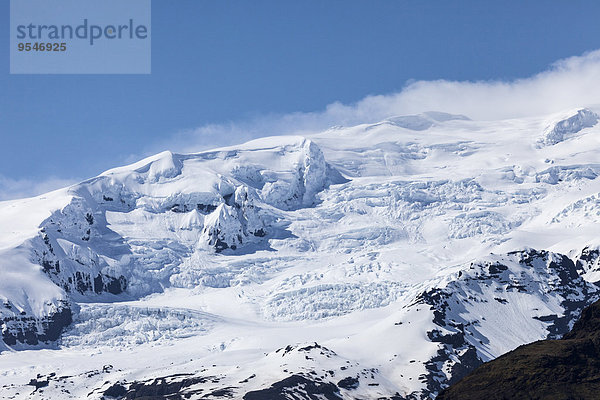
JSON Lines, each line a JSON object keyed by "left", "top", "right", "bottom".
{"left": 1, "top": 109, "right": 600, "bottom": 398}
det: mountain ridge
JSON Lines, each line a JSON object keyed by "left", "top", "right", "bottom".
{"left": 1, "top": 109, "right": 600, "bottom": 398}
{"left": 437, "top": 299, "right": 600, "bottom": 400}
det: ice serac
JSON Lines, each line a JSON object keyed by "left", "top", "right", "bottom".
{"left": 0, "top": 136, "right": 342, "bottom": 347}
{"left": 539, "top": 108, "right": 599, "bottom": 146}
{"left": 260, "top": 137, "right": 345, "bottom": 209}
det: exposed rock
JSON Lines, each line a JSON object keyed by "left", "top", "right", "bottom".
{"left": 337, "top": 376, "right": 359, "bottom": 390}
{"left": 1, "top": 302, "right": 72, "bottom": 346}
{"left": 243, "top": 374, "right": 342, "bottom": 400}
{"left": 101, "top": 374, "right": 226, "bottom": 399}
{"left": 437, "top": 300, "right": 600, "bottom": 400}
{"left": 408, "top": 248, "right": 598, "bottom": 398}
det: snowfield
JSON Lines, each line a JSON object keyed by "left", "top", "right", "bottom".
{"left": 2, "top": 108, "right": 600, "bottom": 398}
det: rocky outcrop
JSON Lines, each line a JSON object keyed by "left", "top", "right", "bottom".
{"left": 243, "top": 375, "right": 342, "bottom": 400}
{"left": 1, "top": 301, "right": 72, "bottom": 346}
{"left": 408, "top": 249, "right": 599, "bottom": 398}
{"left": 437, "top": 299, "right": 600, "bottom": 400}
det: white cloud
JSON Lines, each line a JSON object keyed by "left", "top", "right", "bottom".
{"left": 155, "top": 49, "right": 600, "bottom": 154}
{"left": 0, "top": 175, "right": 77, "bottom": 202}
{"left": 4, "top": 49, "right": 600, "bottom": 201}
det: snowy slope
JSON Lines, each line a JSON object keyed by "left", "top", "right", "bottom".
{"left": 1, "top": 109, "right": 600, "bottom": 399}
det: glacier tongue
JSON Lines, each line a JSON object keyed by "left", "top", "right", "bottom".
{"left": 4, "top": 110, "right": 600, "bottom": 398}
{"left": 0, "top": 136, "right": 343, "bottom": 348}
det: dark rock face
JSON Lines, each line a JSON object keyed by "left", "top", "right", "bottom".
{"left": 28, "top": 378, "right": 49, "bottom": 390}
{"left": 103, "top": 383, "right": 126, "bottom": 398}
{"left": 437, "top": 300, "right": 600, "bottom": 400}
{"left": 243, "top": 374, "right": 342, "bottom": 400}
{"left": 93, "top": 273, "right": 127, "bottom": 295}
{"left": 101, "top": 374, "right": 231, "bottom": 399}
{"left": 126, "top": 377, "right": 225, "bottom": 399}
{"left": 563, "top": 300, "right": 600, "bottom": 340}
{"left": 575, "top": 246, "right": 600, "bottom": 279}
{"left": 1, "top": 302, "right": 72, "bottom": 346}
{"left": 34, "top": 230, "right": 129, "bottom": 296}
{"left": 337, "top": 376, "right": 359, "bottom": 390}
{"left": 409, "top": 249, "right": 599, "bottom": 399}
{"left": 242, "top": 374, "right": 405, "bottom": 400}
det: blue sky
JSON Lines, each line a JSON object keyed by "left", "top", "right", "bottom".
{"left": 1, "top": 0, "right": 600, "bottom": 199}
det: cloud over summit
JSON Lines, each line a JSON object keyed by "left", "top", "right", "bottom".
{"left": 162, "top": 49, "right": 600, "bottom": 154}
{"left": 5, "top": 49, "right": 600, "bottom": 201}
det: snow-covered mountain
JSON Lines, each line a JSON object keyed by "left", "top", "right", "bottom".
{"left": 2, "top": 108, "right": 600, "bottom": 399}
{"left": 437, "top": 298, "right": 600, "bottom": 399}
